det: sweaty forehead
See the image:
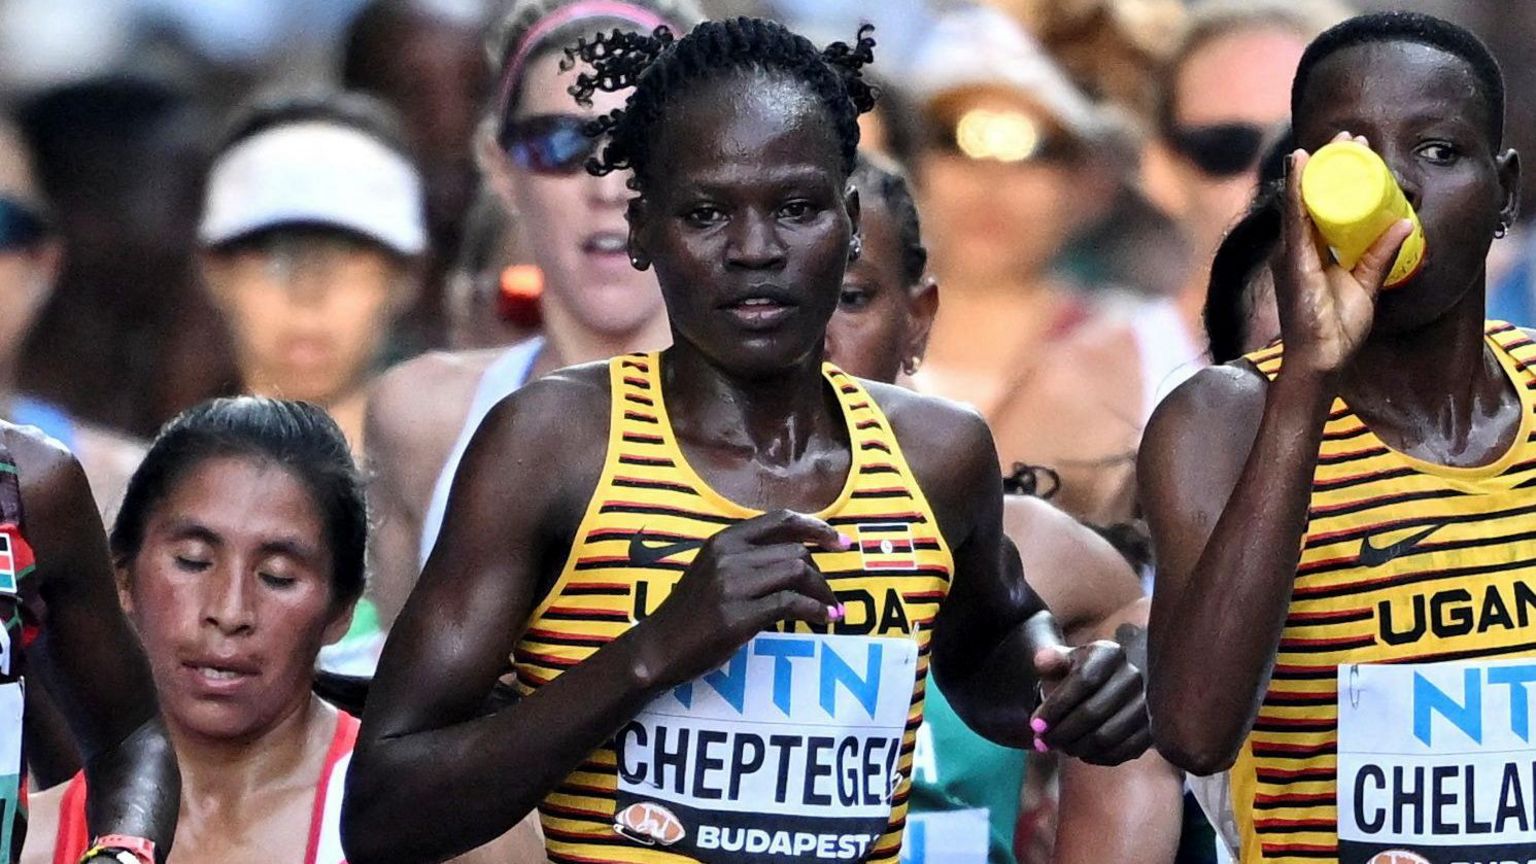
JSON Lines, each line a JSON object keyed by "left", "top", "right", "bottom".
{"left": 645, "top": 73, "right": 844, "bottom": 191}
{"left": 1296, "top": 41, "right": 1491, "bottom": 145}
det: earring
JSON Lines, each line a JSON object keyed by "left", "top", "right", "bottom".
{"left": 849, "top": 236, "right": 863, "bottom": 261}
{"left": 630, "top": 256, "right": 645, "bottom": 269}
{"left": 902, "top": 355, "right": 922, "bottom": 376}
{"left": 1496, "top": 222, "right": 1510, "bottom": 239}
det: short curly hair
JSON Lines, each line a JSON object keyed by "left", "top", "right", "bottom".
{"left": 1292, "top": 11, "right": 1504, "bottom": 147}
{"left": 563, "top": 17, "right": 879, "bottom": 191}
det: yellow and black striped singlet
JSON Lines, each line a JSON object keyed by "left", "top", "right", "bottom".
{"left": 512, "top": 352, "right": 954, "bottom": 864}
{"left": 1227, "top": 322, "right": 1536, "bottom": 863}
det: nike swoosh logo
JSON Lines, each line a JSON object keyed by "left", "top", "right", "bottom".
{"left": 628, "top": 530, "right": 704, "bottom": 566}
{"left": 1358, "top": 523, "right": 1446, "bottom": 568}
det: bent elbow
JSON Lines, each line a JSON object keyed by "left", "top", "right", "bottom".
{"left": 1149, "top": 709, "right": 1241, "bottom": 775}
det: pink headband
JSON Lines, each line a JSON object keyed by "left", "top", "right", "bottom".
{"left": 496, "top": 1, "right": 672, "bottom": 124}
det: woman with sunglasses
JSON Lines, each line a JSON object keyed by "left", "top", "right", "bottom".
{"left": 364, "top": 0, "right": 703, "bottom": 632}
{"left": 22, "top": 397, "right": 528, "bottom": 864}
{"left": 0, "top": 121, "right": 146, "bottom": 516}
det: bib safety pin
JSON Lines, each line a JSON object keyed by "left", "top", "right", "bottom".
{"left": 1347, "top": 664, "right": 1360, "bottom": 709}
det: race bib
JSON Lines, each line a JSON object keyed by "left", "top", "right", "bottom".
{"left": 899, "top": 810, "right": 990, "bottom": 864}
{"left": 0, "top": 681, "right": 21, "bottom": 858}
{"left": 1338, "top": 659, "right": 1536, "bottom": 864}
{"left": 613, "top": 632, "right": 918, "bottom": 863}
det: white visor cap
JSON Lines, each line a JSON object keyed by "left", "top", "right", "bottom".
{"left": 199, "top": 121, "right": 427, "bottom": 256}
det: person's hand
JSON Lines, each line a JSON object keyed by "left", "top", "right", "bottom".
{"left": 633, "top": 509, "right": 850, "bottom": 689}
{"left": 1029, "top": 641, "right": 1150, "bottom": 766}
{"left": 1277, "top": 132, "right": 1416, "bottom": 378}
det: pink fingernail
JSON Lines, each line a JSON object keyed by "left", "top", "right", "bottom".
{"left": 839, "top": 534, "right": 856, "bottom": 550}
{"left": 1034, "top": 739, "right": 1049, "bottom": 753}
{"left": 828, "top": 605, "right": 844, "bottom": 621}
{"left": 1030, "top": 717, "right": 1048, "bottom": 734}
{"left": 836, "top": 603, "right": 847, "bottom": 617}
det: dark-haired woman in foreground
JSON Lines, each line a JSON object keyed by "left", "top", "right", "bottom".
{"left": 347, "top": 18, "right": 1146, "bottom": 864}
{"left": 23, "top": 398, "right": 526, "bottom": 864}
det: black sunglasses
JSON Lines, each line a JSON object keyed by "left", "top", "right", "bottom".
{"left": 502, "top": 114, "right": 602, "bottom": 176}
{"left": 1166, "top": 122, "right": 1283, "bottom": 177}
{"left": 0, "top": 198, "right": 47, "bottom": 251}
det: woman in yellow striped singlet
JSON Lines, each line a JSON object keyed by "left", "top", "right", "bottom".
{"left": 1141, "top": 11, "right": 1530, "bottom": 864}
{"left": 344, "top": 18, "right": 1149, "bottom": 864}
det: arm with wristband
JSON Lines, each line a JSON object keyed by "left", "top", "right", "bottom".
{"left": 7, "top": 427, "right": 178, "bottom": 864}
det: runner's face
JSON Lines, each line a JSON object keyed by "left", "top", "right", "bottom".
{"left": 1295, "top": 42, "right": 1518, "bottom": 333}
{"left": 119, "top": 457, "right": 350, "bottom": 743}
{"left": 634, "top": 74, "right": 855, "bottom": 376}
{"left": 204, "top": 229, "right": 403, "bottom": 406}
{"left": 495, "top": 52, "right": 663, "bottom": 340}
{"left": 825, "top": 197, "right": 911, "bottom": 384}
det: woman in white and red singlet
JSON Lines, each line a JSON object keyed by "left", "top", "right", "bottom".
{"left": 22, "top": 397, "right": 537, "bottom": 864}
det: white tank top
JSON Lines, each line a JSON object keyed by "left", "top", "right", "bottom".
{"left": 418, "top": 337, "right": 543, "bottom": 564}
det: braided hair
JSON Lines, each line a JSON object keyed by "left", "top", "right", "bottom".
{"left": 563, "top": 17, "right": 879, "bottom": 190}
{"left": 850, "top": 152, "right": 927, "bottom": 287}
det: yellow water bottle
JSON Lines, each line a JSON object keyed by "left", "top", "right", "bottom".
{"left": 1300, "top": 140, "right": 1426, "bottom": 288}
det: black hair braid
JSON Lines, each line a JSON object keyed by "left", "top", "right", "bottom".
{"left": 563, "top": 17, "right": 878, "bottom": 190}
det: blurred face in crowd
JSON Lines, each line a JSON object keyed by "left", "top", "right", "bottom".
{"left": 486, "top": 50, "right": 663, "bottom": 340}
{"left": 916, "top": 89, "right": 1099, "bottom": 285}
{"left": 0, "top": 126, "right": 60, "bottom": 374}
{"left": 350, "top": 7, "right": 486, "bottom": 249}
{"left": 825, "top": 191, "right": 937, "bottom": 384}
{"left": 1159, "top": 25, "right": 1309, "bottom": 258}
{"left": 202, "top": 227, "right": 408, "bottom": 406}
{"left": 118, "top": 455, "right": 351, "bottom": 743}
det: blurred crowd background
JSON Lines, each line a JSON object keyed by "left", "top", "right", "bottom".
{"left": 3, "top": 1, "right": 1530, "bottom": 862}
{"left": 4, "top": 0, "right": 1531, "bottom": 444}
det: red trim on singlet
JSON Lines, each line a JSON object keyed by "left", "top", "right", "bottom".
{"left": 52, "top": 711, "right": 361, "bottom": 864}
{"left": 303, "top": 711, "right": 359, "bottom": 864}
{"left": 50, "top": 773, "right": 88, "bottom": 864}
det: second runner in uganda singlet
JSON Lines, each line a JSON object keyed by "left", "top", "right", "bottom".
{"left": 514, "top": 353, "right": 955, "bottom": 864}
{"left": 1222, "top": 322, "right": 1536, "bottom": 864}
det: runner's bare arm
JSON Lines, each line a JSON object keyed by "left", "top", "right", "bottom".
{"left": 363, "top": 356, "right": 472, "bottom": 629}
{"left": 344, "top": 373, "right": 846, "bottom": 864}
{"left": 1138, "top": 361, "right": 1329, "bottom": 773}
{"left": 11, "top": 427, "right": 179, "bottom": 860}
{"left": 1005, "top": 495, "right": 1145, "bottom": 645}
{"left": 883, "top": 388, "right": 1146, "bottom": 764}
{"left": 1050, "top": 601, "right": 1180, "bottom": 864}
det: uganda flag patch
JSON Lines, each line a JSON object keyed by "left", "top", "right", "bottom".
{"left": 0, "top": 524, "right": 33, "bottom": 596}
{"left": 856, "top": 522, "right": 917, "bottom": 571}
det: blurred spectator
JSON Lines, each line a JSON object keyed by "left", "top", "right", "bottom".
{"left": 0, "top": 117, "right": 145, "bottom": 515}
{"left": 443, "top": 185, "right": 535, "bottom": 350}
{"left": 15, "top": 74, "right": 238, "bottom": 440}
{"left": 1141, "top": 0, "right": 1347, "bottom": 361}
{"left": 896, "top": 6, "right": 1135, "bottom": 521}
{"left": 343, "top": 0, "right": 492, "bottom": 352}
{"left": 1004, "top": 0, "right": 1186, "bottom": 127}
{"left": 197, "top": 90, "right": 425, "bottom": 455}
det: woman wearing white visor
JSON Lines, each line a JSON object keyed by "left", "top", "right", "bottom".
{"left": 198, "top": 91, "right": 427, "bottom": 458}
{"left": 198, "top": 90, "right": 427, "bottom": 675}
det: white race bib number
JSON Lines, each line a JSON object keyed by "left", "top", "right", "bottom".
{"left": 614, "top": 632, "right": 918, "bottom": 863}
{"left": 1338, "top": 659, "right": 1536, "bottom": 864}
{"left": 899, "top": 809, "right": 989, "bottom": 864}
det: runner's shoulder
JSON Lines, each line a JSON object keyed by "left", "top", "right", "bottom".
{"left": 473, "top": 360, "right": 613, "bottom": 457}
{"left": 1144, "top": 361, "right": 1268, "bottom": 448}
{"left": 863, "top": 379, "right": 993, "bottom": 463}
{"left": 368, "top": 345, "right": 515, "bottom": 449}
